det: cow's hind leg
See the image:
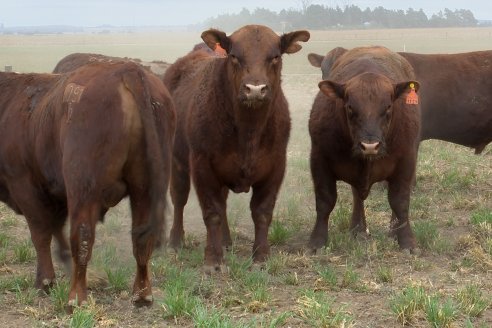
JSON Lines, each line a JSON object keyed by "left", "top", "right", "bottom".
{"left": 129, "top": 189, "right": 154, "bottom": 306}
{"left": 169, "top": 162, "right": 190, "bottom": 249}
{"left": 68, "top": 202, "right": 100, "bottom": 306}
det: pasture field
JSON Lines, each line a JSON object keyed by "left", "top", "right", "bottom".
{"left": 0, "top": 27, "right": 491, "bottom": 327}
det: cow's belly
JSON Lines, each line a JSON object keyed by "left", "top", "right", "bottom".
{"left": 212, "top": 151, "right": 272, "bottom": 193}
{"left": 333, "top": 157, "right": 398, "bottom": 187}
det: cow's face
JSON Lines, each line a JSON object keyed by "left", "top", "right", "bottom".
{"left": 319, "top": 73, "right": 419, "bottom": 159}
{"left": 201, "top": 25, "right": 310, "bottom": 108}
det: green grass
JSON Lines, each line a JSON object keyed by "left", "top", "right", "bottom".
{"left": 265, "top": 252, "right": 288, "bottom": 275}
{"left": 455, "top": 284, "right": 490, "bottom": 317}
{"left": 70, "top": 306, "right": 97, "bottom": 328}
{"left": 424, "top": 295, "right": 458, "bottom": 328}
{"left": 470, "top": 209, "right": 492, "bottom": 226}
{"left": 375, "top": 265, "right": 393, "bottom": 283}
{"left": 268, "top": 220, "right": 291, "bottom": 245}
{"left": 13, "top": 239, "right": 35, "bottom": 263}
{"left": 105, "top": 267, "right": 130, "bottom": 292}
{"left": 296, "top": 289, "right": 354, "bottom": 327}
{"left": 192, "top": 304, "right": 238, "bottom": 328}
{"left": 50, "top": 280, "right": 70, "bottom": 313}
{"left": 316, "top": 265, "right": 338, "bottom": 289}
{"left": 389, "top": 285, "right": 426, "bottom": 325}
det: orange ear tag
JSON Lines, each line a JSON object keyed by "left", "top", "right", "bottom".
{"left": 406, "top": 83, "right": 419, "bottom": 105}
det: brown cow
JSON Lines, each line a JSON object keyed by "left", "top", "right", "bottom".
{"left": 308, "top": 46, "right": 421, "bottom": 253}
{"left": 0, "top": 61, "right": 175, "bottom": 307}
{"left": 309, "top": 48, "right": 492, "bottom": 153}
{"left": 163, "top": 25, "right": 310, "bottom": 272}
{"left": 53, "top": 52, "right": 170, "bottom": 79}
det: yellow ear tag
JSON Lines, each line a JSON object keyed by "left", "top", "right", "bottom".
{"left": 406, "top": 83, "right": 419, "bottom": 105}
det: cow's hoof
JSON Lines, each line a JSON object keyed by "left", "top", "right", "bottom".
{"left": 401, "top": 247, "right": 421, "bottom": 256}
{"left": 35, "top": 278, "right": 54, "bottom": 294}
{"left": 251, "top": 262, "right": 266, "bottom": 271}
{"left": 203, "top": 264, "right": 228, "bottom": 275}
{"left": 132, "top": 294, "right": 153, "bottom": 307}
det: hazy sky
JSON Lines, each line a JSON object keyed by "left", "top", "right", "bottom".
{"left": 2, "top": 1, "right": 490, "bottom": 27}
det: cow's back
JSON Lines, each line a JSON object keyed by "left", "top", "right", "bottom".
{"left": 400, "top": 51, "right": 492, "bottom": 152}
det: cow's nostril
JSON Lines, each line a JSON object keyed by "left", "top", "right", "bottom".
{"left": 260, "top": 85, "right": 267, "bottom": 95}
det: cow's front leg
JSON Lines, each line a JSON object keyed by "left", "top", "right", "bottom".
{"left": 308, "top": 153, "right": 337, "bottom": 252}
{"left": 191, "top": 158, "right": 227, "bottom": 274}
{"left": 250, "top": 185, "right": 276, "bottom": 263}
{"left": 387, "top": 168, "right": 417, "bottom": 252}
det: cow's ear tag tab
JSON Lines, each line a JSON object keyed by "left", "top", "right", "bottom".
{"left": 406, "top": 82, "right": 419, "bottom": 105}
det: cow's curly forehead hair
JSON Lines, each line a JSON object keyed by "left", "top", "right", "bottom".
{"left": 230, "top": 25, "right": 278, "bottom": 47}
{"left": 228, "top": 25, "right": 280, "bottom": 61}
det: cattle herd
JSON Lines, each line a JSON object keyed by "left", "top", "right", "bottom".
{"left": 0, "top": 24, "right": 491, "bottom": 309}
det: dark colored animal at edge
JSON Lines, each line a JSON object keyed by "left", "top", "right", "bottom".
{"left": 0, "top": 61, "right": 176, "bottom": 307}
{"left": 308, "top": 46, "right": 421, "bottom": 253}
{"left": 53, "top": 52, "right": 170, "bottom": 79}
{"left": 309, "top": 48, "right": 492, "bottom": 153}
{"left": 163, "top": 25, "right": 310, "bottom": 272}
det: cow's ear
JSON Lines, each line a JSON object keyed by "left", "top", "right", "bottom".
{"left": 280, "top": 30, "right": 310, "bottom": 54}
{"left": 394, "top": 80, "right": 420, "bottom": 99}
{"left": 308, "top": 53, "right": 324, "bottom": 68}
{"left": 319, "top": 80, "right": 345, "bottom": 99}
{"left": 201, "top": 29, "right": 231, "bottom": 53}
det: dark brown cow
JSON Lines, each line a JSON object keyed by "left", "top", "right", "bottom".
{"left": 163, "top": 25, "right": 310, "bottom": 272}
{"left": 53, "top": 52, "right": 170, "bottom": 79}
{"left": 309, "top": 48, "right": 492, "bottom": 153}
{"left": 308, "top": 46, "right": 421, "bottom": 253}
{"left": 0, "top": 62, "right": 175, "bottom": 307}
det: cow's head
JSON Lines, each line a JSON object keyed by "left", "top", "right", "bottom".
{"left": 201, "top": 25, "right": 310, "bottom": 108}
{"left": 319, "top": 72, "right": 419, "bottom": 159}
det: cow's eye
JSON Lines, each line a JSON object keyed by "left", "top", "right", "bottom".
{"left": 230, "top": 54, "right": 240, "bottom": 65}
{"left": 384, "top": 104, "right": 392, "bottom": 118}
{"left": 346, "top": 105, "right": 356, "bottom": 119}
{"left": 271, "top": 55, "right": 280, "bottom": 65}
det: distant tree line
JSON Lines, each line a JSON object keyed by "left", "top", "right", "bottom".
{"left": 204, "top": 5, "right": 478, "bottom": 31}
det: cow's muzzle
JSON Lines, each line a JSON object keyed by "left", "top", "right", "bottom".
{"left": 359, "top": 141, "right": 381, "bottom": 156}
{"left": 240, "top": 83, "right": 269, "bottom": 106}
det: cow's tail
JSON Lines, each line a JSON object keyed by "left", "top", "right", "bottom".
{"left": 124, "top": 65, "right": 170, "bottom": 250}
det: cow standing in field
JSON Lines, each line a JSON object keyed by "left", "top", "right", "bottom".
{"left": 0, "top": 61, "right": 175, "bottom": 307}
{"left": 308, "top": 46, "right": 421, "bottom": 253}
{"left": 309, "top": 48, "right": 492, "bottom": 153}
{"left": 53, "top": 52, "right": 170, "bottom": 79}
{"left": 163, "top": 25, "right": 310, "bottom": 272}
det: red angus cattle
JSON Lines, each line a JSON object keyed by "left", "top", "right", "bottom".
{"left": 53, "top": 52, "right": 170, "bottom": 79}
{"left": 0, "top": 62, "right": 175, "bottom": 306}
{"left": 309, "top": 48, "right": 492, "bottom": 153}
{"left": 163, "top": 25, "right": 310, "bottom": 272}
{"left": 308, "top": 46, "right": 421, "bottom": 253}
